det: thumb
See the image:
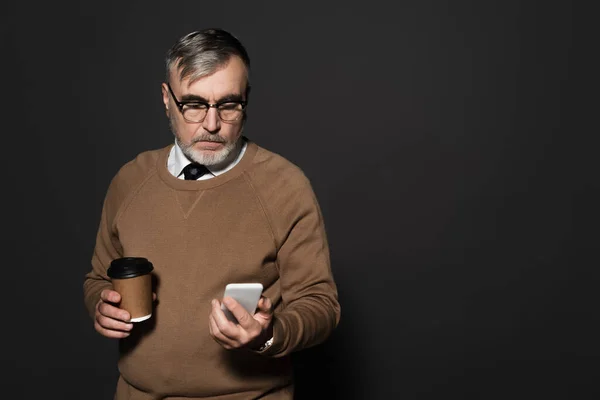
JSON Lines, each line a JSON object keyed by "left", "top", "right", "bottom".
{"left": 257, "top": 296, "right": 272, "bottom": 313}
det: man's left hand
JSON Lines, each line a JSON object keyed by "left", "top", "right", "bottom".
{"left": 209, "top": 296, "right": 273, "bottom": 350}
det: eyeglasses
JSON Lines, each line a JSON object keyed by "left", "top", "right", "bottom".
{"left": 166, "top": 83, "right": 247, "bottom": 123}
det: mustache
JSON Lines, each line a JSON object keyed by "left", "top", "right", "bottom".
{"left": 191, "top": 135, "right": 226, "bottom": 144}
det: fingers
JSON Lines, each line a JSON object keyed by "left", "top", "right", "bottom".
{"left": 256, "top": 296, "right": 272, "bottom": 313}
{"left": 222, "top": 297, "right": 254, "bottom": 328}
{"left": 100, "top": 289, "right": 121, "bottom": 304}
{"left": 94, "top": 319, "right": 132, "bottom": 339}
{"left": 94, "top": 289, "right": 132, "bottom": 339}
{"left": 208, "top": 313, "right": 235, "bottom": 350}
{"left": 98, "top": 290, "right": 131, "bottom": 322}
{"left": 96, "top": 305, "right": 133, "bottom": 328}
{"left": 209, "top": 300, "right": 239, "bottom": 348}
{"left": 209, "top": 299, "right": 259, "bottom": 349}
{"left": 211, "top": 299, "right": 238, "bottom": 334}
{"left": 252, "top": 297, "right": 274, "bottom": 329}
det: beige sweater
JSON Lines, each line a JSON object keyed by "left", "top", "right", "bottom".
{"left": 83, "top": 139, "right": 341, "bottom": 399}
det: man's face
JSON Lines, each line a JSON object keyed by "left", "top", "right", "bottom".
{"left": 162, "top": 55, "right": 248, "bottom": 166}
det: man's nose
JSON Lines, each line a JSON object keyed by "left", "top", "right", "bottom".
{"left": 202, "top": 107, "right": 221, "bottom": 133}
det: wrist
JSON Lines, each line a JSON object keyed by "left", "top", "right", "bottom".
{"left": 257, "top": 336, "right": 274, "bottom": 352}
{"left": 252, "top": 323, "right": 274, "bottom": 352}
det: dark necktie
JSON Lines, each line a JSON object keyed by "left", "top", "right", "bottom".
{"left": 181, "top": 163, "right": 210, "bottom": 180}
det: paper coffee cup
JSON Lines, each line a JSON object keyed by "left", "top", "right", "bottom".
{"left": 107, "top": 257, "right": 154, "bottom": 322}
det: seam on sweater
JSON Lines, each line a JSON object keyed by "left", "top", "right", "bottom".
{"left": 241, "top": 172, "right": 279, "bottom": 266}
{"left": 113, "top": 167, "right": 159, "bottom": 230}
{"left": 308, "top": 184, "right": 329, "bottom": 247}
{"left": 173, "top": 188, "right": 207, "bottom": 219}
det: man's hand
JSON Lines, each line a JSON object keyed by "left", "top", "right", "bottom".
{"left": 94, "top": 289, "right": 157, "bottom": 339}
{"left": 208, "top": 296, "right": 273, "bottom": 350}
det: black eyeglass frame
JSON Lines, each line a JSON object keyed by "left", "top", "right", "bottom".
{"left": 166, "top": 83, "right": 247, "bottom": 123}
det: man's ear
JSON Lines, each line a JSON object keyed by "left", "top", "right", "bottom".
{"left": 161, "top": 83, "right": 170, "bottom": 115}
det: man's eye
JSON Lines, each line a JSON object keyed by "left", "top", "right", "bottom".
{"left": 218, "top": 102, "right": 241, "bottom": 111}
{"left": 184, "top": 103, "right": 207, "bottom": 110}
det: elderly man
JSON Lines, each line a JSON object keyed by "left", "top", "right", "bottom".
{"left": 83, "top": 28, "right": 340, "bottom": 399}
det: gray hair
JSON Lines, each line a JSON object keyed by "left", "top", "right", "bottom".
{"left": 165, "top": 28, "right": 251, "bottom": 92}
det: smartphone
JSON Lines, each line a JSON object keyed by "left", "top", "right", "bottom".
{"left": 221, "top": 283, "right": 263, "bottom": 323}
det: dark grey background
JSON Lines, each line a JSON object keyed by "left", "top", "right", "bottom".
{"left": 3, "top": 1, "right": 590, "bottom": 399}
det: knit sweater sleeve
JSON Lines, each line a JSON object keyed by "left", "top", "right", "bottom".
{"left": 82, "top": 188, "right": 123, "bottom": 319}
{"left": 248, "top": 158, "right": 341, "bottom": 357}
{"left": 83, "top": 151, "right": 159, "bottom": 319}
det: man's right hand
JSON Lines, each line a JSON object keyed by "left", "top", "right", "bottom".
{"left": 94, "top": 289, "right": 133, "bottom": 339}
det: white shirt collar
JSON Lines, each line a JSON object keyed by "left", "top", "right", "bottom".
{"left": 167, "top": 139, "right": 248, "bottom": 180}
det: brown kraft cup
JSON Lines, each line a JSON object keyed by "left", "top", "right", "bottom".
{"left": 107, "top": 257, "right": 154, "bottom": 322}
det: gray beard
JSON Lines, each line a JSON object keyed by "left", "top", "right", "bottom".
{"left": 177, "top": 135, "right": 241, "bottom": 167}
{"left": 169, "top": 114, "right": 243, "bottom": 167}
